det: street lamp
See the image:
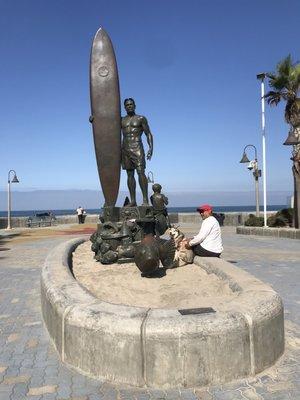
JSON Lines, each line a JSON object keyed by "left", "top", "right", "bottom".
{"left": 239, "top": 145, "right": 261, "bottom": 217}
{"left": 7, "top": 170, "right": 19, "bottom": 230}
{"left": 257, "top": 72, "right": 268, "bottom": 227}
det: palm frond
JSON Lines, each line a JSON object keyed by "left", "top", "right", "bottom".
{"left": 264, "top": 91, "right": 282, "bottom": 106}
{"left": 277, "top": 54, "right": 293, "bottom": 77}
{"left": 266, "top": 55, "right": 300, "bottom": 128}
{"left": 266, "top": 55, "right": 300, "bottom": 101}
{"left": 290, "top": 64, "right": 300, "bottom": 93}
{"left": 269, "top": 75, "right": 289, "bottom": 91}
{"left": 285, "top": 99, "right": 300, "bottom": 126}
{"left": 285, "top": 100, "right": 294, "bottom": 123}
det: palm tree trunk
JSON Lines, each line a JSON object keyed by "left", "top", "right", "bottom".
{"left": 293, "top": 163, "right": 300, "bottom": 229}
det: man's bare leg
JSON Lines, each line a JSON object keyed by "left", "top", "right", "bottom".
{"left": 137, "top": 169, "right": 149, "bottom": 206}
{"left": 127, "top": 170, "right": 137, "bottom": 206}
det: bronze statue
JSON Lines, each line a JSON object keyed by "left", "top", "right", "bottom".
{"left": 150, "top": 183, "right": 170, "bottom": 235}
{"left": 150, "top": 183, "right": 168, "bottom": 213}
{"left": 121, "top": 98, "right": 153, "bottom": 206}
{"left": 134, "top": 234, "right": 175, "bottom": 277}
{"left": 89, "top": 28, "right": 169, "bottom": 266}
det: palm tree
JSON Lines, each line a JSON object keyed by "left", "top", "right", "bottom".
{"left": 265, "top": 55, "right": 300, "bottom": 228}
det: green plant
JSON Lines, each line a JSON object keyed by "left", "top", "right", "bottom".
{"left": 267, "top": 208, "right": 293, "bottom": 227}
{"left": 265, "top": 55, "right": 300, "bottom": 126}
{"left": 244, "top": 214, "right": 264, "bottom": 227}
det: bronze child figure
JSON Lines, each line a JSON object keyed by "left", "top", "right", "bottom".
{"left": 150, "top": 183, "right": 170, "bottom": 235}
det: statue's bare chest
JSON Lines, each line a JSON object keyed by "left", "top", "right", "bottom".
{"left": 122, "top": 116, "right": 142, "bottom": 132}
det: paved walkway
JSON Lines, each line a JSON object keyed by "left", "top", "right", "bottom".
{"left": 0, "top": 224, "right": 299, "bottom": 399}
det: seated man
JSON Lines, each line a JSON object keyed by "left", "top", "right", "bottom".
{"left": 185, "top": 204, "right": 223, "bottom": 257}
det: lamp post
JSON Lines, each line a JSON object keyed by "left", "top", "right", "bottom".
{"left": 257, "top": 73, "right": 268, "bottom": 227}
{"left": 240, "top": 145, "right": 261, "bottom": 217}
{"left": 7, "top": 170, "right": 19, "bottom": 230}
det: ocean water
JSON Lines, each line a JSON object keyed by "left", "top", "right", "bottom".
{"left": 0, "top": 205, "right": 287, "bottom": 218}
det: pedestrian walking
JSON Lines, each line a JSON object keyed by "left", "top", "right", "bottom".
{"left": 76, "top": 206, "right": 84, "bottom": 224}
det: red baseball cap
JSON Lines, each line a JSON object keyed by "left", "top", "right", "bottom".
{"left": 196, "top": 204, "right": 213, "bottom": 213}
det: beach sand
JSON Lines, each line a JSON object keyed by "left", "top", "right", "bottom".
{"left": 72, "top": 241, "right": 237, "bottom": 309}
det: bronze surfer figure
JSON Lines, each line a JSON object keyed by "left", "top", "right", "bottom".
{"left": 121, "top": 98, "right": 153, "bottom": 206}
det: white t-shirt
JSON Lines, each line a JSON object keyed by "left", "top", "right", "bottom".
{"left": 76, "top": 207, "right": 83, "bottom": 215}
{"left": 189, "top": 215, "right": 223, "bottom": 253}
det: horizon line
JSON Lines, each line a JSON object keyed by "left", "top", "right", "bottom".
{"left": 0, "top": 189, "right": 293, "bottom": 193}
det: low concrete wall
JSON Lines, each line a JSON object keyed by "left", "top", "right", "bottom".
{"left": 176, "top": 212, "right": 249, "bottom": 225}
{"left": 237, "top": 226, "right": 300, "bottom": 239}
{"left": 41, "top": 238, "right": 284, "bottom": 388}
{"left": 0, "top": 214, "right": 99, "bottom": 229}
{"left": 1, "top": 211, "right": 275, "bottom": 229}
{"left": 176, "top": 212, "right": 275, "bottom": 226}
{"left": 0, "top": 216, "right": 28, "bottom": 229}
{"left": 56, "top": 215, "right": 99, "bottom": 225}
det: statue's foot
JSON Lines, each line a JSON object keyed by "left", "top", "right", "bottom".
{"left": 142, "top": 201, "right": 149, "bottom": 206}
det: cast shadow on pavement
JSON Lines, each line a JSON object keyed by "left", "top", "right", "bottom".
{"left": 0, "top": 233, "right": 21, "bottom": 259}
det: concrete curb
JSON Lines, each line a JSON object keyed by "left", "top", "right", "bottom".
{"left": 41, "top": 238, "right": 284, "bottom": 388}
{"left": 237, "top": 226, "right": 300, "bottom": 239}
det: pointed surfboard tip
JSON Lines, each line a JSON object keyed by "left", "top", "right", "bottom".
{"left": 94, "top": 26, "right": 107, "bottom": 39}
{"left": 92, "top": 27, "right": 113, "bottom": 48}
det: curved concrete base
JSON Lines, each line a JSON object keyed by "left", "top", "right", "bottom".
{"left": 41, "top": 238, "right": 284, "bottom": 389}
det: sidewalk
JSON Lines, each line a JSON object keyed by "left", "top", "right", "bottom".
{"left": 0, "top": 224, "right": 299, "bottom": 399}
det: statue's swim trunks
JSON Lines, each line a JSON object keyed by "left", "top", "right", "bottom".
{"left": 121, "top": 142, "right": 145, "bottom": 171}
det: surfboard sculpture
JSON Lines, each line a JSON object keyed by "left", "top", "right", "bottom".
{"left": 90, "top": 28, "right": 121, "bottom": 207}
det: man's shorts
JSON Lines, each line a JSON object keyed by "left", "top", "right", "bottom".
{"left": 121, "top": 144, "right": 146, "bottom": 171}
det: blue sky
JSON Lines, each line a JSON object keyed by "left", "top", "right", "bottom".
{"left": 1, "top": 0, "right": 299, "bottom": 201}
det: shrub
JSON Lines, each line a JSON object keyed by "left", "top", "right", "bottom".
{"left": 244, "top": 208, "right": 294, "bottom": 227}
{"left": 267, "top": 208, "right": 293, "bottom": 227}
{"left": 244, "top": 214, "right": 264, "bottom": 227}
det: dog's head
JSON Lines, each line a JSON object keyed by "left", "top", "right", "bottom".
{"left": 169, "top": 226, "right": 184, "bottom": 241}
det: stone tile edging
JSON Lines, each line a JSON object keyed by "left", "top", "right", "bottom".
{"left": 236, "top": 226, "right": 300, "bottom": 239}
{"left": 41, "top": 237, "right": 284, "bottom": 389}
